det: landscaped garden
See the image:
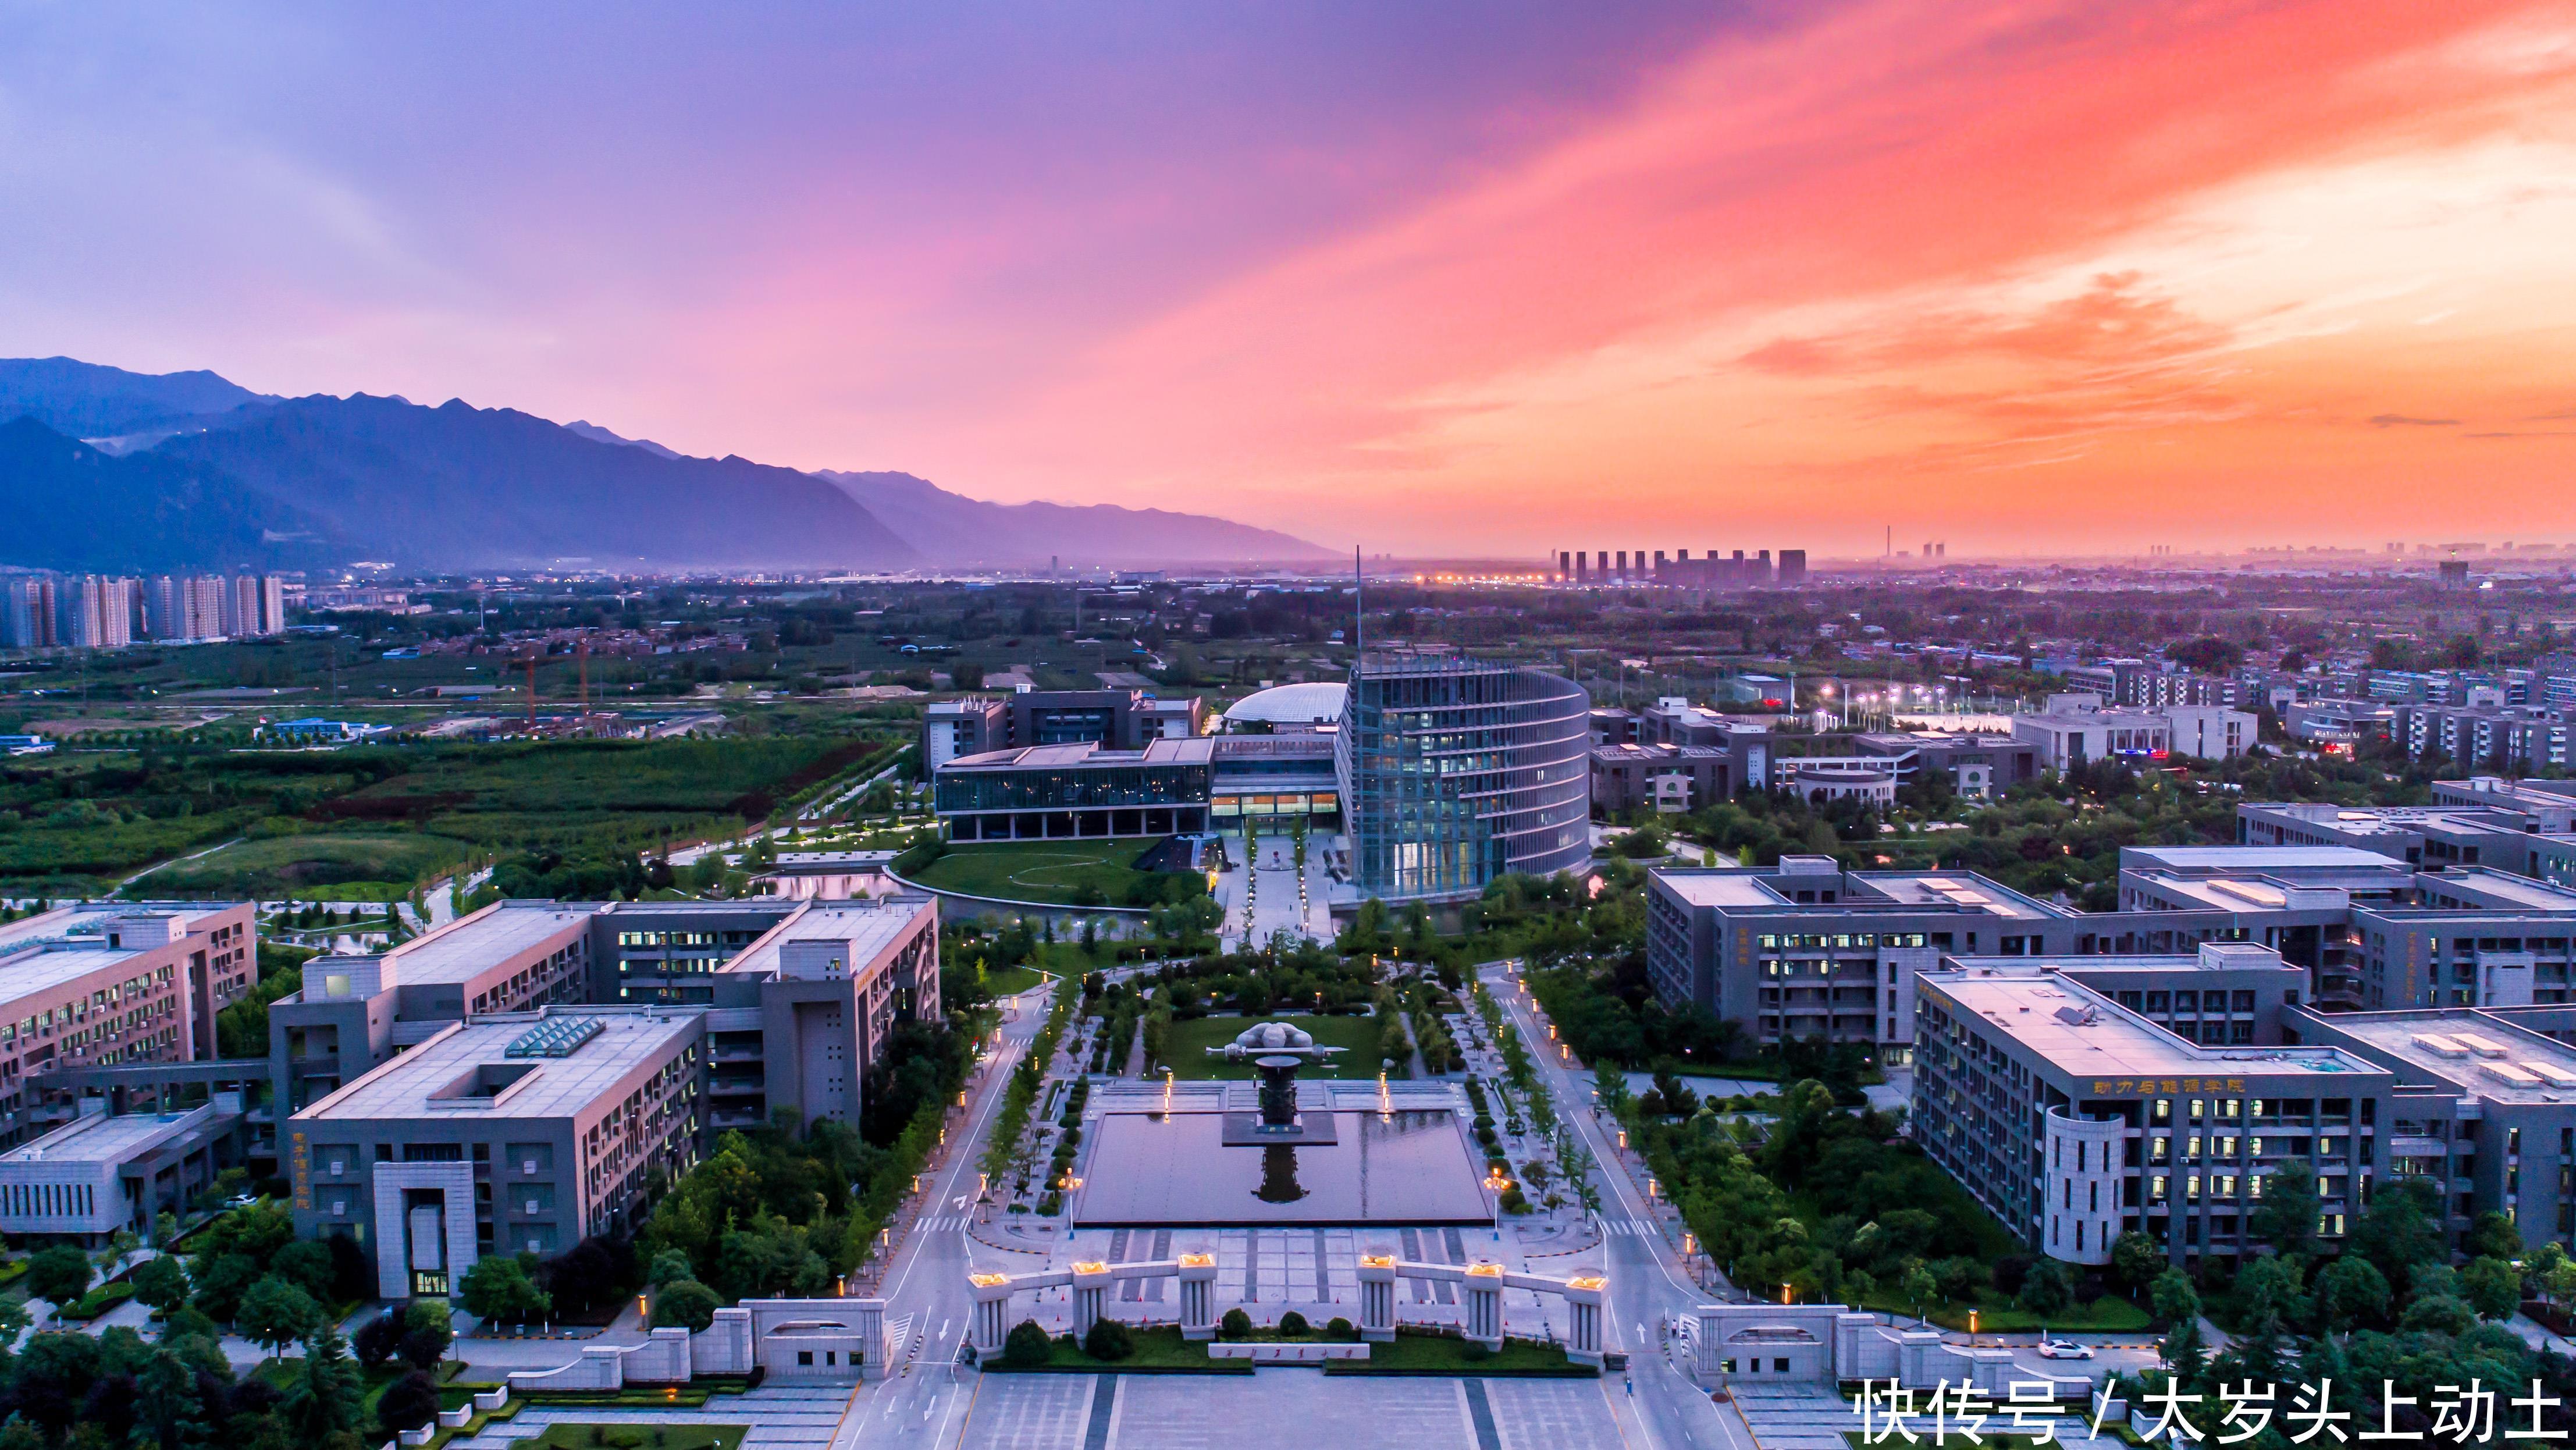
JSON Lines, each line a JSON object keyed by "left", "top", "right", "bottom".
{"left": 904, "top": 838, "right": 1163, "bottom": 906}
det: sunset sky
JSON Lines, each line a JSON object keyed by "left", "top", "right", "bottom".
{"left": 6, "top": 2, "right": 2576, "bottom": 557}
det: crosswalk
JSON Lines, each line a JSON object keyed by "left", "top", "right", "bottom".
{"left": 1599, "top": 1218, "right": 1668, "bottom": 1238}
{"left": 917, "top": 1214, "right": 974, "bottom": 1232}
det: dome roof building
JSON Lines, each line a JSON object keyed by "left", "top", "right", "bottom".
{"left": 1219, "top": 681, "right": 1347, "bottom": 733}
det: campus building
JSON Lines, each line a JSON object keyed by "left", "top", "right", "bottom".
{"left": 1336, "top": 656, "right": 1591, "bottom": 901}
{"left": 933, "top": 737, "right": 1215, "bottom": 840}
{"left": 1589, "top": 698, "right": 1771, "bottom": 816}
{"left": 1913, "top": 957, "right": 2394, "bottom": 1269}
{"left": 921, "top": 688, "right": 1205, "bottom": 772}
{"left": 288, "top": 1008, "right": 705, "bottom": 1293}
{"left": 1645, "top": 846, "right": 2576, "bottom": 1043}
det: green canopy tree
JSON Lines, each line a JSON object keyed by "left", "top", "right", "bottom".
{"left": 2313, "top": 1255, "right": 2392, "bottom": 1332}
{"left": 279, "top": 1330, "right": 364, "bottom": 1440}
{"left": 2248, "top": 1160, "right": 2321, "bottom": 1261}
{"left": 459, "top": 1254, "right": 553, "bottom": 1324}
{"left": 235, "top": 1277, "right": 323, "bottom": 1357}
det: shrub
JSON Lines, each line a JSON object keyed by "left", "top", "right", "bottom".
{"left": 1002, "top": 1318, "right": 1052, "bottom": 1369}
{"left": 1499, "top": 1186, "right": 1530, "bottom": 1214}
{"left": 1325, "top": 1317, "right": 1357, "bottom": 1342}
{"left": 1278, "top": 1310, "right": 1310, "bottom": 1338}
{"left": 1082, "top": 1317, "right": 1133, "bottom": 1360}
{"left": 1461, "top": 1339, "right": 1492, "bottom": 1362}
{"left": 653, "top": 1280, "right": 722, "bottom": 1333}
{"left": 1219, "top": 1307, "right": 1253, "bottom": 1340}
{"left": 375, "top": 1371, "right": 442, "bottom": 1434}
{"left": 23, "top": 1246, "right": 91, "bottom": 1306}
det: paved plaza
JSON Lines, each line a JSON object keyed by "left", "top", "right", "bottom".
{"left": 445, "top": 1384, "right": 850, "bottom": 1450}
{"left": 956, "top": 1371, "right": 1631, "bottom": 1450}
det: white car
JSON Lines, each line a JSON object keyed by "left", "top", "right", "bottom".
{"left": 2036, "top": 1339, "right": 2095, "bottom": 1360}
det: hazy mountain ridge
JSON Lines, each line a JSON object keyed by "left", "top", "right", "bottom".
{"left": 817, "top": 468, "right": 1332, "bottom": 566}
{"left": 0, "top": 357, "right": 1327, "bottom": 573}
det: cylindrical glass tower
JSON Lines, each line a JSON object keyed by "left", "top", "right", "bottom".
{"left": 1334, "top": 657, "right": 1592, "bottom": 901}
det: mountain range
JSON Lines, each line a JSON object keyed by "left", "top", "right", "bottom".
{"left": 0, "top": 357, "right": 1328, "bottom": 574}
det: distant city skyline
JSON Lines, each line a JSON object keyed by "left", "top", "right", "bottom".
{"left": 5, "top": 3, "right": 2575, "bottom": 556}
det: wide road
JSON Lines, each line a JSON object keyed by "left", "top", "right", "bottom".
{"left": 839, "top": 978, "right": 1054, "bottom": 1449}
{"left": 1482, "top": 962, "right": 1757, "bottom": 1450}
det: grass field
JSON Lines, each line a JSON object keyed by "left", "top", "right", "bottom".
{"left": 1162, "top": 1014, "right": 1385, "bottom": 1080}
{"left": 908, "top": 838, "right": 1158, "bottom": 906}
{"left": 152, "top": 831, "right": 469, "bottom": 898}
{"left": 508, "top": 1426, "right": 747, "bottom": 1450}
{"left": 1863, "top": 1291, "right": 2152, "bottom": 1334}
{"left": 1327, "top": 1331, "right": 1589, "bottom": 1376}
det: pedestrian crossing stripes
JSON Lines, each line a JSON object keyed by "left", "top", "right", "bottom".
{"left": 1599, "top": 1220, "right": 1665, "bottom": 1237}
{"left": 919, "top": 1214, "right": 974, "bottom": 1232}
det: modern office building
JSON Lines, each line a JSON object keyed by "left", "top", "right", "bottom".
{"left": 1849, "top": 730, "right": 2042, "bottom": 798}
{"left": 2237, "top": 799, "right": 2544, "bottom": 869}
{"left": 0, "top": 902, "right": 260, "bottom": 1147}
{"left": 2282, "top": 698, "right": 2398, "bottom": 752}
{"left": 0, "top": 1095, "right": 251, "bottom": 1246}
{"left": 1336, "top": 657, "right": 1590, "bottom": 901}
{"left": 1913, "top": 958, "right": 2394, "bottom": 1269}
{"left": 1646, "top": 846, "right": 2576, "bottom": 1040}
{"left": 921, "top": 688, "right": 1205, "bottom": 773}
{"left": 289, "top": 1008, "right": 705, "bottom": 1293}
{"left": 933, "top": 737, "right": 1215, "bottom": 840}
{"left": 1588, "top": 698, "right": 1770, "bottom": 816}
{"left": 2009, "top": 695, "right": 2174, "bottom": 769}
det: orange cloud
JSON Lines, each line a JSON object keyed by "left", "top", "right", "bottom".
{"left": 902, "top": 0, "right": 2576, "bottom": 555}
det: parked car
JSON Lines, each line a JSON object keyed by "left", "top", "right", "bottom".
{"left": 2037, "top": 1339, "right": 2095, "bottom": 1360}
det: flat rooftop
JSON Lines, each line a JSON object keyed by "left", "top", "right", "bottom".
{"left": 2414, "top": 869, "right": 2576, "bottom": 912}
{"left": 0, "top": 901, "right": 240, "bottom": 955}
{"left": 297, "top": 1008, "right": 699, "bottom": 1121}
{"left": 1923, "top": 971, "right": 2381, "bottom": 1081}
{"left": 2304, "top": 1011, "right": 2576, "bottom": 1104}
{"left": 944, "top": 737, "right": 1215, "bottom": 769}
{"left": 2124, "top": 873, "right": 2354, "bottom": 912}
{"left": 1655, "top": 873, "right": 1789, "bottom": 909}
{"left": 0, "top": 1106, "right": 215, "bottom": 1166}
{"left": 722, "top": 897, "right": 931, "bottom": 978}
{"left": 1851, "top": 873, "right": 2059, "bottom": 919}
{"left": 386, "top": 902, "right": 597, "bottom": 987}
{"left": 2123, "top": 845, "right": 2401, "bottom": 872}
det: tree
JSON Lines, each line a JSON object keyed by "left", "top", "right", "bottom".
{"left": 235, "top": 1277, "right": 323, "bottom": 1356}
{"left": 268, "top": 1241, "right": 336, "bottom": 1301}
{"left": 134, "top": 1348, "right": 213, "bottom": 1450}
{"left": 399, "top": 1298, "right": 454, "bottom": 1371}
{"left": 458, "top": 1254, "right": 553, "bottom": 1324}
{"left": 2109, "top": 1231, "right": 2164, "bottom": 1293}
{"left": 130, "top": 1256, "right": 191, "bottom": 1317}
{"left": 12, "top": 1331, "right": 101, "bottom": 1440}
{"left": 2248, "top": 1160, "right": 2321, "bottom": 1261}
{"left": 2313, "top": 1255, "right": 2392, "bottom": 1332}
{"left": 26, "top": 1244, "right": 95, "bottom": 1306}
{"left": 2351, "top": 1179, "right": 2442, "bottom": 1292}
{"left": 647, "top": 1249, "right": 696, "bottom": 1286}
{"left": 2462, "top": 1256, "right": 2524, "bottom": 1321}
{"left": 1901, "top": 1261, "right": 1941, "bottom": 1323}
{"left": 2464, "top": 1211, "right": 2523, "bottom": 1262}
{"left": 1082, "top": 1317, "right": 1133, "bottom": 1360}
{"left": 279, "top": 1330, "right": 364, "bottom": 1440}
{"left": 652, "top": 1280, "right": 721, "bottom": 1333}
{"left": 2016, "top": 1259, "right": 2073, "bottom": 1317}
{"left": 353, "top": 1309, "right": 405, "bottom": 1368}
{"left": 1001, "top": 1319, "right": 1052, "bottom": 1369}
{"left": 2231, "top": 1256, "right": 2306, "bottom": 1385}
{"left": 2398, "top": 1293, "right": 2476, "bottom": 1336}
{"left": 374, "top": 1371, "right": 442, "bottom": 1434}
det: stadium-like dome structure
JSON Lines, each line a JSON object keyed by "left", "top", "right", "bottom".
{"left": 1219, "top": 680, "right": 1347, "bottom": 733}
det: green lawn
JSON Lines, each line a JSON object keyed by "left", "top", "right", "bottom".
{"left": 908, "top": 839, "right": 1160, "bottom": 907}
{"left": 980, "top": 963, "right": 1049, "bottom": 998}
{"left": 1865, "top": 1292, "right": 2152, "bottom": 1334}
{"left": 1326, "top": 1330, "right": 1591, "bottom": 1376}
{"left": 1161, "top": 1014, "right": 1387, "bottom": 1080}
{"left": 995, "top": 1325, "right": 1234, "bottom": 1371}
{"left": 154, "top": 831, "right": 467, "bottom": 897}
{"left": 508, "top": 1426, "right": 746, "bottom": 1450}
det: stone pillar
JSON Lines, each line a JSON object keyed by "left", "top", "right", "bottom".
{"left": 1357, "top": 1254, "right": 1397, "bottom": 1341}
{"left": 1072, "top": 1261, "right": 1113, "bottom": 1337}
{"left": 1463, "top": 1266, "right": 1503, "bottom": 1348}
{"left": 970, "top": 1274, "right": 1014, "bottom": 1355}
{"left": 1178, "top": 1254, "right": 1218, "bottom": 1339}
{"left": 1563, "top": 1275, "right": 1605, "bottom": 1366}
{"left": 852, "top": 1298, "right": 887, "bottom": 1381}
